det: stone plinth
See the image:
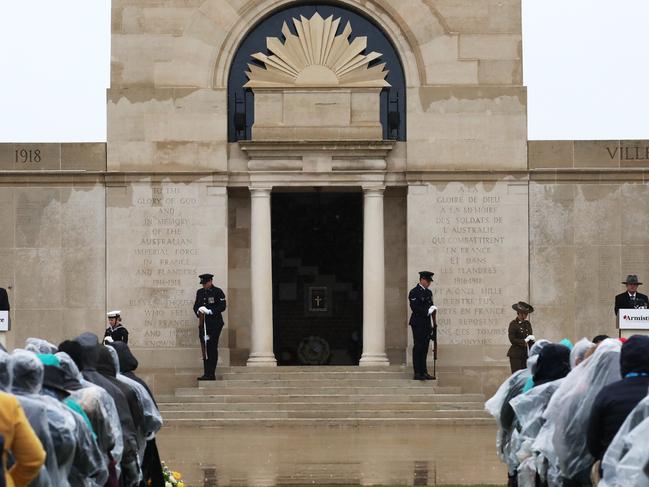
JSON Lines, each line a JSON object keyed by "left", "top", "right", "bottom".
{"left": 251, "top": 88, "right": 383, "bottom": 141}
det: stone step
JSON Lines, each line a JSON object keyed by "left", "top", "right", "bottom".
{"left": 161, "top": 417, "right": 495, "bottom": 427}
{"left": 197, "top": 379, "right": 440, "bottom": 388}
{"left": 217, "top": 371, "right": 413, "bottom": 380}
{"left": 157, "top": 401, "right": 486, "bottom": 412}
{"left": 158, "top": 393, "right": 484, "bottom": 404}
{"left": 160, "top": 409, "right": 491, "bottom": 419}
{"left": 175, "top": 385, "right": 461, "bottom": 396}
{"left": 216, "top": 365, "right": 407, "bottom": 373}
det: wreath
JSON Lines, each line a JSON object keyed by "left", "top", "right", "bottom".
{"left": 297, "top": 336, "right": 331, "bottom": 365}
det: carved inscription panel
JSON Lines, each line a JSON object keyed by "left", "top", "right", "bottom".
{"left": 408, "top": 182, "right": 529, "bottom": 349}
{"left": 107, "top": 182, "right": 227, "bottom": 352}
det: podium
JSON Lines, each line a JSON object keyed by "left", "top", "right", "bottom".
{"left": 618, "top": 308, "right": 649, "bottom": 338}
{"left": 0, "top": 311, "right": 9, "bottom": 332}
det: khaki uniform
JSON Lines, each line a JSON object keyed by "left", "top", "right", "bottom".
{"left": 507, "top": 318, "right": 533, "bottom": 373}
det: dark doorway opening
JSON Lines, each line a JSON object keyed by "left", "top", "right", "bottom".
{"left": 271, "top": 190, "right": 363, "bottom": 365}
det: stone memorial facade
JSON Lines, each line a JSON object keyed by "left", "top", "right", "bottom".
{"left": 1, "top": 1, "right": 648, "bottom": 395}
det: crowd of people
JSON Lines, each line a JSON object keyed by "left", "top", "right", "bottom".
{"left": 487, "top": 333, "right": 649, "bottom": 487}
{"left": 0, "top": 333, "right": 164, "bottom": 487}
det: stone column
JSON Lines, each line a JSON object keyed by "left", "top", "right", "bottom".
{"left": 247, "top": 187, "right": 277, "bottom": 366}
{"left": 359, "top": 186, "right": 390, "bottom": 366}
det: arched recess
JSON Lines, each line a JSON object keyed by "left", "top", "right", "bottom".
{"left": 224, "top": 2, "right": 410, "bottom": 142}
{"left": 210, "top": 0, "right": 433, "bottom": 89}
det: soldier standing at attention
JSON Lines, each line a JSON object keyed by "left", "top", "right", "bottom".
{"left": 507, "top": 301, "right": 535, "bottom": 373}
{"left": 194, "top": 273, "right": 227, "bottom": 381}
{"left": 104, "top": 310, "right": 129, "bottom": 344}
{"left": 408, "top": 271, "right": 437, "bottom": 381}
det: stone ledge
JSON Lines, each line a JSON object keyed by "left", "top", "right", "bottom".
{"left": 239, "top": 140, "right": 394, "bottom": 158}
{"left": 529, "top": 140, "right": 649, "bottom": 169}
{"left": 0, "top": 143, "right": 106, "bottom": 171}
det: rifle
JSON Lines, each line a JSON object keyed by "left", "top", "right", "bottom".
{"left": 199, "top": 313, "right": 208, "bottom": 360}
{"left": 430, "top": 309, "right": 438, "bottom": 380}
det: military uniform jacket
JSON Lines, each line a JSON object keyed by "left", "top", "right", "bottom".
{"left": 614, "top": 291, "right": 649, "bottom": 315}
{"left": 104, "top": 325, "right": 129, "bottom": 344}
{"left": 507, "top": 319, "right": 532, "bottom": 359}
{"left": 193, "top": 285, "right": 227, "bottom": 334}
{"left": 408, "top": 284, "right": 433, "bottom": 330}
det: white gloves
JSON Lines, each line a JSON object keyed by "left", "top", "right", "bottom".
{"left": 103, "top": 336, "right": 114, "bottom": 344}
{"left": 427, "top": 305, "right": 438, "bottom": 316}
{"left": 524, "top": 335, "right": 536, "bottom": 343}
{"left": 198, "top": 306, "right": 212, "bottom": 315}
{"left": 203, "top": 334, "right": 210, "bottom": 341}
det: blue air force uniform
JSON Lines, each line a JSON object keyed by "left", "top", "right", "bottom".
{"left": 408, "top": 271, "right": 435, "bottom": 380}
{"left": 193, "top": 273, "right": 227, "bottom": 380}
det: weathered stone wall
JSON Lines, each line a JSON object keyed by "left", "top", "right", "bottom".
{"left": 105, "top": 177, "right": 228, "bottom": 391}
{"left": 406, "top": 178, "right": 529, "bottom": 394}
{"left": 0, "top": 143, "right": 106, "bottom": 350}
{"left": 384, "top": 187, "right": 408, "bottom": 363}
{"left": 108, "top": 0, "right": 525, "bottom": 174}
{"left": 528, "top": 141, "right": 649, "bottom": 344}
{"left": 227, "top": 188, "right": 251, "bottom": 365}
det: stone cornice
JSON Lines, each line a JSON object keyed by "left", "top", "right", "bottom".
{"left": 1, "top": 168, "right": 648, "bottom": 185}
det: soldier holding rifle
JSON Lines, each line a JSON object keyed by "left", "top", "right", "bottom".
{"left": 408, "top": 271, "right": 437, "bottom": 381}
{"left": 193, "top": 273, "right": 227, "bottom": 381}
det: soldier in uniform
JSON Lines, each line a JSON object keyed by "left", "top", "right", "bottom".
{"left": 614, "top": 274, "right": 648, "bottom": 316}
{"left": 507, "top": 301, "right": 535, "bottom": 373}
{"left": 193, "top": 273, "right": 227, "bottom": 381}
{"left": 104, "top": 310, "right": 129, "bottom": 344}
{"left": 408, "top": 271, "right": 437, "bottom": 381}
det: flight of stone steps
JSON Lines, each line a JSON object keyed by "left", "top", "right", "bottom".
{"left": 157, "top": 366, "right": 491, "bottom": 426}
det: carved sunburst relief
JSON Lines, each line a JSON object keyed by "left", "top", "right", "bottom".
{"left": 244, "top": 12, "right": 390, "bottom": 88}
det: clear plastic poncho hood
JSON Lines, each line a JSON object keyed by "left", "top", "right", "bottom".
{"left": 25, "top": 337, "right": 59, "bottom": 354}
{"left": 570, "top": 338, "right": 594, "bottom": 369}
{"left": 11, "top": 349, "right": 44, "bottom": 395}
{"left": 546, "top": 338, "right": 622, "bottom": 479}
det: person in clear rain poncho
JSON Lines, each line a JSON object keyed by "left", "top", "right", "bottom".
{"left": 11, "top": 349, "right": 77, "bottom": 487}
{"left": 0, "top": 349, "right": 55, "bottom": 487}
{"left": 523, "top": 338, "right": 594, "bottom": 487}
{"left": 485, "top": 339, "right": 550, "bottom": 487}
{"left": 543, "top": 338, "right": 622, "bottom": 486}
{"left": 70, "top": 333, "right": 141, "bottom": 487}
{"left": 56, "top": 347, "right": 123, "bottom": 487}
{"left": 107, "top": 341, "right": 165, "bottom": 487}
{"left": 587, "top": 335, "right": 649, "bottom": 469}
{"left": 510, "top": 343, "right": 572, "bottom": 487}
{"left": 599, "top": 392, "right": 649, "bottom": 487}
{"left": 105, "top": 345, "right": 161, "bottom": 449}
{"left": 37, "top": 354, "right": 106, "bottom": 487}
